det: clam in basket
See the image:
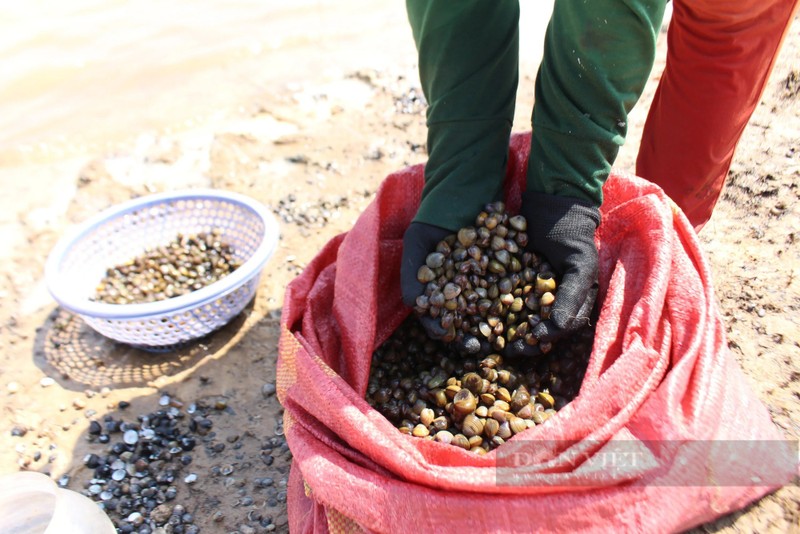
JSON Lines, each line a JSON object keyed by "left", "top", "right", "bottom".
{"left": 45, "top": 189, "right": 279, "bottom": 350}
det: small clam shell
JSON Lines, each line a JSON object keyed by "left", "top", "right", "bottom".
{"left": 522, "top": 267, "right": 536, "bottom": 283}
{"left": 491, "top": 235, "right": 506, "bottom": 251}
{"left": 445, "top": 384, "right": 461, "bottom": 400}
{"left": 461, "top": 373, "right": 483, "bottom": 395}
{"left": 490, "top": 436, "right": 505, "bottom": 448}
{"left": 420, "top": 408, "right": 435, "bottom": 426}
{"left": 536, "top": 391, "right": 555, "bottom": 409}
{"left": 461, "top": 414, "right": 485, "bottom": 438}
{"left": 497, "top": 421, "right": 512, "bottom": 439}
{"left": 435, "top": 430, "right": 454, "bottom": 444}
{"left": 515, "top": 403, "right": 534, "bottom": 419}
{"left": 487, "top": 354, "right": 504, "bottom": 366}
{"left": 426, "top": 252, "right": 445, "bottom": 269}
{"left": 457, "top": 227, "right": 478, "bottom": 247}
{"left": 497, "top": 277, "right": 513, "bottom": 294}
{"left": 453, "top": 389, "right": 477, "bottom": 415}
{"left": 488, "top": 260, "right": 506, "bottom": 275}
{"left": 515, "top": 321, "right": 529, "bottom": 338}
{"left": 493, "top": 400, "right": 511, "bottom": 412}
{"left": 486, "top": 201, "right": 505, "bottom": 214}
{"left": 492, "top": 322, "right": 505, "bottom": 336}
{"left": 535, "top": 272, "right": 557, "bottom": 295}
{"left": 431, "top": 389, "right": 448, "bottom": 407}
{"left": 443, "top": 282, "right": 462, "bottom": 300}
{"left": 488, "top": 283, "right": 500, "bottom": 300}
{"left": 452, "top": 434, "right": 471, "bottom": 450}
{"left": 474, "top": 405, "right": 489, "bottom": 418}
{"left": 427, "top": 373, "right": 447, "bottom": 390}
{"left": 439, "top": 312, "right": 454, "bottom": 330}
{"left": 483, "top": 418, "right": 500, "bottom": 439}
{"left": 480, "top": 379, "right": 491, "bottom": 394}
{"left": 417, "top": 265, "right": 436, "bottom": 283}
{"left": 479, "top": 357, "right": 498, "bottom": 370}
{"left": 509, "top": 417, "right": 528, "bottom": 434}
{"left": 488, "top": 406, "right": 508, "bottom": 422}
{"left": 478, "top": 322, "right": 492, "bottom": 338}
{"left": 412, "top": 424, "right": 430, "bottom": 437}
{"left": 510, "top": 386, "right": 531, "bottom": 413}
{"left": 525, "top": 293, "right": 540, "bottom": 311}
{"left": 477, "top": 299, "right": 493, "bottom": 315}
{"left": 429, "top": 291, "right": 445, "bottom": 307}
{"left": 493, "top": 336, "right": 506, "bottom": 351}
{"left": 496, "top": 387, "right": 512, "bottom": 403}
{"left": 494, "top": 250, "right": 511, "bottom": 267}
{"left": 532, "top": 412, "right": 547, "bottom": 425}
{"left": 432, "top": 416, "right": 450, "bottom": 431}
{"left": 509, "top": 215, "right": 527, "bottom": 232}
{"left": 467, "top": 434, "right": 484, "bottom": 448}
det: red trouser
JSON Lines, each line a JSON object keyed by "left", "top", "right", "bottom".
{"left": 636, "top": 1, "right": 799, "bottom": 230}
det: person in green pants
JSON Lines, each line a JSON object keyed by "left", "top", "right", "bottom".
{"left": 400, "top": 0, "right": 666, "bottom": 356}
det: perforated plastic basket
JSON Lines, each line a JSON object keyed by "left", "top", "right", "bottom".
{"left": 45, "top": 189, "right": 279, "bottom": 350}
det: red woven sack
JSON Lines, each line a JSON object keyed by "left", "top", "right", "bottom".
{"left": 276, "top": 133, "right": 796, "bottom": 533}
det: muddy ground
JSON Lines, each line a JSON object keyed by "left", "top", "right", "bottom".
{"left": 1, "top": 14, "right": 798, "bottom": 534}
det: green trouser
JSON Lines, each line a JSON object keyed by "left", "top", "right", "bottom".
{"left": 407, "top": 0, "right": 667, "bottom": 231}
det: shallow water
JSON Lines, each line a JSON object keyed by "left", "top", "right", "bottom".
{"left": 0, "top": 0, "right": 415, "bottom": 167}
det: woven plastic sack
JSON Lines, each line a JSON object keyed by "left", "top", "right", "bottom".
{"left": 276, "top": 133, "right": 796, "bottom": 533}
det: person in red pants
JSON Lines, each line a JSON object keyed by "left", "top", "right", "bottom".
{"left": 638, "top": 1, "right": 798, "bottom": 227}
{"left": 400, "top": 0, "right": 799, "bottom": 355}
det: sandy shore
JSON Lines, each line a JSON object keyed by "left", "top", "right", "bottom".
{"left": 0, "top": 7, "right": 797, "bottom": 534}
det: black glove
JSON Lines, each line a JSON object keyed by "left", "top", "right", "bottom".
{"left": 517, "top": 191, "right": 600, "bottom": 345}
{"left": 401, "top": 222, "right": 488, "bottom": 355}
{"left": 401, "top": 222, "right": 453, "bottom": 340}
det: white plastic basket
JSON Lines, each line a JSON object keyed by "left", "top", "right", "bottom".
{"left": 45, "top": 189, "right": 279, "bottom": 350}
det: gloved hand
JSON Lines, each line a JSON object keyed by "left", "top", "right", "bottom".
{"left": 508, "top": 191, "right": 600, "bottom": 357}
{"left": 401, "top": 222, "right": 453, "bottom": 340}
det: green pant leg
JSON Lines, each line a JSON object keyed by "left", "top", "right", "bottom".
{"left": 527, "top": 0, "right": 667, "bottom": 205}
{"left": 407, "top": 0, "right": 520, "bottom": 231}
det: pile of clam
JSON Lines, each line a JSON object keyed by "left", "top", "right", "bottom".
{"left": 414, "top": 201, "right": 556, "bottom": 353}
{"left": 367, "top": 318, "right": 593, "bottom": 453}
{"left": 94, "top": 229, "right": 242, "bottom": 305}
